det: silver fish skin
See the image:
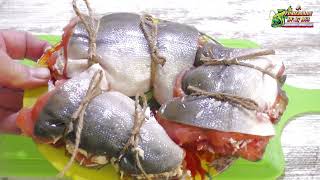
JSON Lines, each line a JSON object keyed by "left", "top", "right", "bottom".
{"left": 194, "top": 41, "right": 276, "bottom": 66}
{"left": 153, "top": 19, "right": 199, "bottom": 104}
{"left": 181, "top": 64, "right": 279, "bottom": 111}
{"left": 67, "top": 13, "right": 199, "bottom": 102}
{"left": 95, "top": 13, "right": 152, "bottom": 96}
{"left": 34, "top": 64, "right": 108, "bottom": 139}
{"left": 65, "top": 12, "right": 281, "bottom": 106}
{"left": 34, "top": 65, "right": 184, "bottom": 175}
{"left": 159, "top": 95, "right": 275, "bottom": 136}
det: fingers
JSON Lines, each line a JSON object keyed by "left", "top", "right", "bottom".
{"left": 0, "top": 30, "right": 50, "bottom": 60}
{"left": 0, "top": 87, "right": 23, "bottom": 111}
{"left": 0, "top": 30, "right": 49, "bottom": 134}
{"left": 0, "top": 109, "right": 21, "bottom": 134}
{"left": 0, "top": 51, "right": 50, "bottom": 89}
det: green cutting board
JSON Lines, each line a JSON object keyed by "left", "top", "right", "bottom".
{"left": 0, "top": 35, "right": 319, "bottom": 179}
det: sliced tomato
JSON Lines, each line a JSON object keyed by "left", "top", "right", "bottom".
{"left": 156, "top": 113, "right": 271, "bottom": 178}
{"left": 74, "top": 152, "right": 98, "bottom": 167}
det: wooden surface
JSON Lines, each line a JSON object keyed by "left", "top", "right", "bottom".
{"left": 0, "top": 0, "right": 319, "bottom": 179}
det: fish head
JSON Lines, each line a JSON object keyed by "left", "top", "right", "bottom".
{"left": 33, "top": 100, "right": 69, "bottom": 143}
{"left": 16, "top": 89, "right": 67, "bottom": 144}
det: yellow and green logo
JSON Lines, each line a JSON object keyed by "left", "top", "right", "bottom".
{"left": 270, "top": 5, "right": 313, "bottom": 28}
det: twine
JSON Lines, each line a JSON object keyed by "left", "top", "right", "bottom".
{"left": 201, "top": 49, "right": 278, "bottom": 79}
{"left": 188, "top": 85, "right": 259, "bottom": 111}
{"left": 58, "top": 0, "right": 103, "bottom": 177}
{"left": 72, "top": 0, "right": 100, "bottom": 64}
{"left": 117, "top": 94, "right": 150, "bottom": 180}
{"left": 58, "top": 70, "right": 103, "bottom": 177}
{"left": 140, "top": 14, "right": 166, "bottom": 86}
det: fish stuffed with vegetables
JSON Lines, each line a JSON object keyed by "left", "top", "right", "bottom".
{"left": 17, "top": 3, "right": 288, "bottom": 179}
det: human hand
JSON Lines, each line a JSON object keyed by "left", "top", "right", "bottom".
{"left": 0, "top": 30, "right": 51, "bottom": 134}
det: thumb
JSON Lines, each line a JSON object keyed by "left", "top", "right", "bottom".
{"left": 0, "top": 52, "right": 50, "bottom": 89}
{"left": 0, "top": 110, "right": 21, "bottom": 134}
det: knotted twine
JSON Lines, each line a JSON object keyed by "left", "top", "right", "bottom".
{"left": 188, "top": 86, "right": 259, "bottom": 111}
{"left": 114, "top": 14, "right": 164, "bottom": 179}
{"left": 190, "top": 45, "right": 278, "bottom": 111}
{"left": 140, "top": 14, "right": 167, "bottom": 85}
{"left": 58, "top": 69, "right": 103, "bottom": 178}
{"left": 117, "top": 94, "right": 150, "bottom": 180}
{"left": 72, "top": 0, "right": 100, "bottom": 64}
{"left": 59, "top": 0, "right": 151, "bottom": 178}
{"left": 201, "top": 49, "right": 277, "bottom": 79}
{"left": 58, "top": 0, "right": 103, "bottom": 177}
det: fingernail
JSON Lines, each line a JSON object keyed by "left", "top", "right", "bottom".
{"left": 44, "top": 45, "right": 52, "bottom": 52}
{"left": 32, "top": 68, "right": 50, "bottom": 79}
